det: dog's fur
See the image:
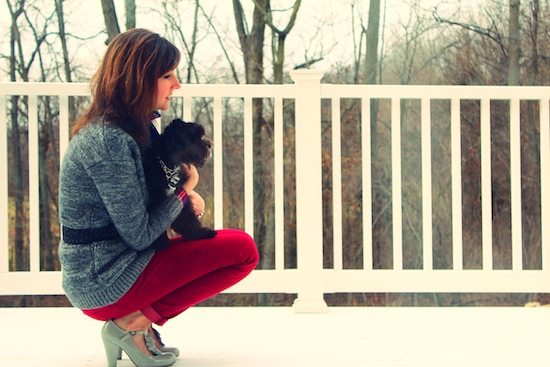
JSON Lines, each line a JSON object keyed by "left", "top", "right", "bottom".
{"left": 143, "top": 119, "right": 217, "bottom": 250}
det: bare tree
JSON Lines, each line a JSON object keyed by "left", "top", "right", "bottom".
{"left": 433, "top": 4, "right": 515, "bottom": 85}
{"left": 100, "top": 0, "right": 121, "bottom": 44}
{"left": 54, "top": 0, "right": 77, "bottom": 128}
{"left": 125, "top": 0, "right": 136, "bottom": 29}
{"left": 508, "top": 0, "right": 521, "bottom": 85}
{"left": 232, "top": 0, "right": 273, "bottom": 270}
{"left": 99, "top": 0, "right": 136, "bottom": 41}
{"left": 159, "top": 0, "right": 202, "bottom": 84}
{"left": 233, "top": 0, "right": 268, "bottom": 85}
{"left": 6, "top": 0, "right": 27, "bottom": 272}
{"left": 360, "top": 0, "right": 385, "bottom": 269}
{"left": 351, "top": 1, "right": 365, "bottom": 83}
{"left": 54, "top": 0, "right": 71, "bottom": 82}
{"left": 6, "top": 0, "right": 56, "bottom": 272}
{"left": 198, "top": 3, "right": 241, "bottom": 83}
{"left": 27, "top": 4, "right": 60, "bottom": 272}
{"left": 525, "top": 0, "right": 543, "bottom": 85}
{"left": 364, "top": 0, "right": 381, "bottom": 85}
{"left": 252, "top": 0, "right": 301, "bottom": 84}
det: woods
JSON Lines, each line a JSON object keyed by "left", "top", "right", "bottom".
{"left": 1, "top": 0, "right": 549, "bottom": 306}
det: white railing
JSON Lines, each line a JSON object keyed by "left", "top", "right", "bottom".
{"left": 1, "top": 71, "right": 549, "bottom": 312}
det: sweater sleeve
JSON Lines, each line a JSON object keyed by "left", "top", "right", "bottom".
{"left": 85, "top": 130, "right": 183, "bottom": 250}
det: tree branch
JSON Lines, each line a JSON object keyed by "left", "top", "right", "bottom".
{"left": 433, "top": 9, "right": 507, "bottom": 56}
{"left": 199, "top": 3, "right": 241, "bottom": 84}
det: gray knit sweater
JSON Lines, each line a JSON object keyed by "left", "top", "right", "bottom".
{"left": 58, "top": 121, "right": 183, "bottom": 310}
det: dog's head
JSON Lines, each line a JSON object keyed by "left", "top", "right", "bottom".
{"left": 154, "top": 119, "right": 212, "bottom": 168}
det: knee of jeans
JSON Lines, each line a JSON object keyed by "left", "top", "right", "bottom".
{"left": 239, "top": 231, "right": 260, "bottom": 266}
{"left": 250, "top": 243, "right": 260, "bottom": 267}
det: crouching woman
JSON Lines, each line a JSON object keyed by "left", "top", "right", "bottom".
{"left": 58, "top": 28, "right": 259, "bottom": 367}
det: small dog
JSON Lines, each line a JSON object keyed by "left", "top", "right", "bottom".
{"left": 143, "top": 119, "right": 217, "bottom": 250}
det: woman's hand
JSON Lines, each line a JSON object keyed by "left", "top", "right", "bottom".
{"left": 186, "top": 190, "right": 205, "bottom": 218}
{"left": 182, "top": 164, "right": 199, "bottom": 192}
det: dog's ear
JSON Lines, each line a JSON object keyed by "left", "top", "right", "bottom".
{"left": 167, "top": 119, "right": 186, "bottom": 131}
{"left": 166, "top": 119, "right": 204, "bottom": 137}
{"left": 173, "top": 120, "right": 206, "bottom": 139}
{"left": 187, "top": 122, "right": 206, "bottom": 139}
{"left": 170, "top": 118, "right": 185, "bottom": 125}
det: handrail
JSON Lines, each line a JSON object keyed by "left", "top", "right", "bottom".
{"left": 1, "top": 73, "right": 550, "bottom": 312}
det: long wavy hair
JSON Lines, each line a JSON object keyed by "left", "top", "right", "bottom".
{"left": 71, "top": 28, "right": 180, "bottom": 146}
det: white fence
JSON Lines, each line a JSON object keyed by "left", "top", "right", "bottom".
{"left": 1, "top": 70, "right": 549, "bottom": 312}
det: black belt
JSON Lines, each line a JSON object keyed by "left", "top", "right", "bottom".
{"left": 62, "top": 224, "right": 120, "bottom": 244}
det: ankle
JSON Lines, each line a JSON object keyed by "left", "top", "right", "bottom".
{"left": 113, "top": 311, "right": 152, "bottom": 332}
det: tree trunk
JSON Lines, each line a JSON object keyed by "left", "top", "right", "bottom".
{"left": 364, "top": 0, "right": 381, "bottom": 85}
{"left": 39, "top": 104, "right": 55, "bottom": 271}
{"left": 233, "top": 0, "right": 272, "bottom": 271}
{"left": 7, "top": 0, "right": 28, "bottom": 271}
{"left": 54, "top": 0, "right": 73, "bottom": 155}
{"left": 508, "top": 0, "right": 520, "bottom": 85}
{"left": 363, "top": 0, "right": 382, "bottom": 268}
{"left": 100, "top": 0, "right": 120, "bottom": 44}
{"left": 273, "top": 33, "right": 285, "bottom": 84}
{"left": 264, "top": 0, "right": 301, "bottom": 84}
{"left": 32, "top": 24, "right": 56, "bottom": 271}
{"left": 233, "top": 0, "right": 267, "bottom": 85}
{"left": 125, "top": 0, "right": 136, "bottom": 29}
{"left": 55, "top": 0, "right": 71, "bottom": 83}
{"left": 364, "top": 0, "right": 381, "bottom": 159}
{"left": 8, "top": 95, "right": 26, "bottom": 271}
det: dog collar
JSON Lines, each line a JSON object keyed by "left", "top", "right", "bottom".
{"left": 149, "top": 110, "right": 161, "bottom": 120}
{"left": 158, "top": 157, "right": 181, "bottom": 194}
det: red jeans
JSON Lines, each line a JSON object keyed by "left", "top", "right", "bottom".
{"left": 82, "top": 229, "right": 259, "bottom": 325}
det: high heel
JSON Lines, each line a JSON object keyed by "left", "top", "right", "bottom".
{"left": 101, "top": 320, "right": 177, "bottom": 367}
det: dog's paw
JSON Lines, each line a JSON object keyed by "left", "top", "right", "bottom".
{"left": 203, "top": 229, "right": 217, "bottom": 238}
{"left": 184, "top": 228, "right": 217, "bottom": 241}
{"left": 151, "top": 234, "right": 171, "bottom": 251}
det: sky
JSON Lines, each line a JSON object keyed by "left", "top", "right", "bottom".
{"left": 0, "top": 0, "right": 480, "bottom": 82}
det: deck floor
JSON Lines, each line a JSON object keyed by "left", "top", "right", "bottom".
{"left": 1, "top": 306, "right": 548, "bottom": 366}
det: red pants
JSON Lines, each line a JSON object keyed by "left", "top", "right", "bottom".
{"left": 82, "top": 229, "right": 259, "bottom": 325}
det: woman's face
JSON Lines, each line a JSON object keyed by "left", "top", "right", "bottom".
{"left": 155, "top": 69, "right": 181, "bottom": 111}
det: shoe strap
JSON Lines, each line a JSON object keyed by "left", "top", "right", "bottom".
{"left": 151, "top": 327, "right": 166, "bottom": 347}
{"left": 129, "top": 330, "right": 147, "bottom": 336}
{"left": 129, "top": 329, "right": 163, "bottom": 356}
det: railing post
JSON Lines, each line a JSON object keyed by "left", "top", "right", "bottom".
{"left": 289, "top": 70, "right": 328, "bottom": 313}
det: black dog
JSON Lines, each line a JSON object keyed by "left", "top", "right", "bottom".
{"left": 143, "top": 119, "right": 217, "bottom": 250}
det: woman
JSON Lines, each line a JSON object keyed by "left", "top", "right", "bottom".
{"left": 58, "top": 28, "right": 259, "bottom": 367}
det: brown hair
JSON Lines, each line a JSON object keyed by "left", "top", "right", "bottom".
{"left": 71, "top": 28, "right": 180, "bottom": 146}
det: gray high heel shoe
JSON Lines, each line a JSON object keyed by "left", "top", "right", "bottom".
{"left": 101, "top": 320, "right": 177, "bottom": 367}
{"left": 117, "top": 326, "right": 180, "bottom": 359}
